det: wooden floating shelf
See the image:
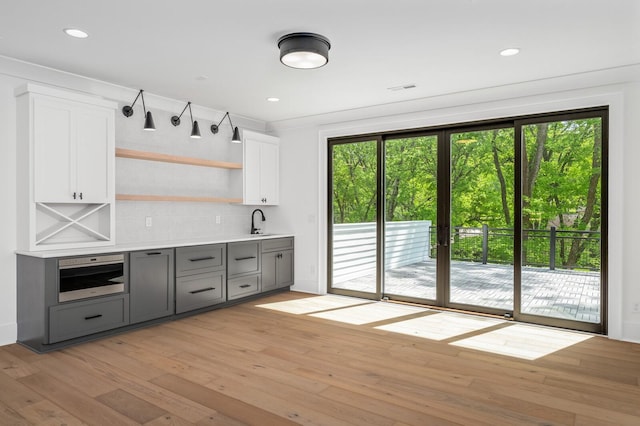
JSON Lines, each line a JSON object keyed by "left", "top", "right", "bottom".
{"left": 116, "top": 194, "right": 242, "bottom": 203}
{"left": 116, "top": 148, "right": 242, "bottom": 170}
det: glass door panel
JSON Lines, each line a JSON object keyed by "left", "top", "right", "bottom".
{"left": 384, "top": 135, "right": 438, "bottom": 301}
{"left": 330, "top": 140, "right": 379, "bottom": 296}
{"left": 520, "top": 118, "right": 602, "bottom": 324}
{"left": 449, "top": 128, "right": 515, "bottom": 312}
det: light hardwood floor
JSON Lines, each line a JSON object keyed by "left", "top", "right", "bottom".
{"left": 1, "top": 291, "right": 639, "bottom": 425}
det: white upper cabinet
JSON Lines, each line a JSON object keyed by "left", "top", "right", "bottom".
{"left": 16, "top": 84, "right": 117, "bottom": 251}
{"left": 243, "top": 130, "right": 279, "bottom": 205}
{"left": 32, "top": 95, "right": 113, "bottom": 203}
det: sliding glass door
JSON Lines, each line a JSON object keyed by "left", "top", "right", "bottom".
{"left": 515, "top": 113, "right": 606, "bottom": 332}
{"left": 447, "top": 127, "right": 515, "bottom": 314}
{"left": 329, "top": 138, "right": 380, "bottom": 297}
{"left": 328, "top": 108, "right": 607, "bottom": 333}
{"left": 383, "top": 135, "right": 439, "bottom": 301}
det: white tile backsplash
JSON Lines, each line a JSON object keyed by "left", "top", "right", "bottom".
{"left": 114, "top": 105, "right": 257, "bottom": 244}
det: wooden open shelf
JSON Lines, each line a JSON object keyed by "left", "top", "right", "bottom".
{"left": 116, "top": 148, "right": 242, "bottom": 170}
{"left": 116, "top": 194, "right": 242, "bottom": 203}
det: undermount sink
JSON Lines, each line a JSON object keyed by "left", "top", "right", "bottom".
{"left": 248, "top": 233, "right": 273, "bottom": 237}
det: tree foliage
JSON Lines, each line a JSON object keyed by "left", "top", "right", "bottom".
{"left": 330, "top": 117, "right": 602, "bottom": 269}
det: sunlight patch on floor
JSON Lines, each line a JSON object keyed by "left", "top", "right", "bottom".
{"left": 255, "top": 295, "right": 370, "bottom": 314}
{"left": 450, "top": 323, "right": 593, "bottom": 360}
{"left": 309, "top": 302, "right": 428, "bottom": 325}
{"left": 376, "top": 312, "right": 504, "bottom": 341}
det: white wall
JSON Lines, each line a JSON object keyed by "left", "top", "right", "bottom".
{"left": 270, "top": 66, "right": 640, "bottom": 343}
{"left": 0, "top": 57, "right": 276, "bottom": 345}
{"left": 0, "top": 73, "right": 19, "bottom": 344}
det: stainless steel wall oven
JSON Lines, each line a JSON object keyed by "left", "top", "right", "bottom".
{"left": 58, "top": 254, "right": 125, "bottom": 302}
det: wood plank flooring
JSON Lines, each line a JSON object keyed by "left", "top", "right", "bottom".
{"left": 1, "top": 291, "right": 639, "bottom": 425}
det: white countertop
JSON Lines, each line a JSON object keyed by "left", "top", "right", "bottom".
{"left": 16, "top": 234, "right": 295, "bottom": 258}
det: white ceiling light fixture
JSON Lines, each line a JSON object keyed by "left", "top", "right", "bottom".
{"left": 63, "top": 28, "right": 89, "bottom": 39}
{"left": 278, "top": 32, "right": 331, "bottom": 69}
{"left": 500, "top": 48, "right": 520, "bottom": 57}
{"left": 266, "top": 97, "right": 280, "bottom": 102}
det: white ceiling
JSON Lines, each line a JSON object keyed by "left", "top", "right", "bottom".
{"left": 1, "top": 0, "right": 639, "bottom": 123}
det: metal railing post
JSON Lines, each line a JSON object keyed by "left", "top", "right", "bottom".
{"left": 482, "top": 224, "right": 489, "bottom": 264}
{"left": 550, "top": 226, "right": 556, "bottom": 270}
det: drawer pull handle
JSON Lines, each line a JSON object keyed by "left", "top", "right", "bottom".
{"left": 190, "top": 287, "right": 215, "bottom": 294}
{"left": 84, "top": 314, "right": 103, "bottom": 320}
{"left": 189, "top": 256, "right": 215, "bottom": 262}
{"left": 146, "top": 252, "right": 162, "bottom": 256}
{"left": 239, "top": 284, "right": 251, "bottom": 288}
{"left": 235, "top": 256, "right": 257, "bottom": 261}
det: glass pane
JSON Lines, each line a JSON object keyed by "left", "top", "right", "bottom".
{"left": 449, "top": 128, "right": 515, "bottom": 310}
{"left": 330, "top": 141, "right": 378, "bottom": 293}
{"left": 384, "top": 136, "right": 438, "bottom": 300}
{"left": 521, "top": 119, "right": 602, "bottom": 323}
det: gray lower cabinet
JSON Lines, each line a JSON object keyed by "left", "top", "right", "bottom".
{"left": 129, "top": 249, "right": 175, "bottom": 323}
{"left": 227, "top": 241, "right": 261, "bottom": 299}
{"left": 262, "top": 238, "right": 294, "bottom": 292}
{"left": 176, "top": 244, "right": 226, "bottom": 314}
{"left": 262, "top": 251, "right": 294, "bottom": 291}
{"left": 49, "top": 294, "right": 129, "bottom": 343}
{"left": 228, "top": 274, "right": 261, "bottom": 300}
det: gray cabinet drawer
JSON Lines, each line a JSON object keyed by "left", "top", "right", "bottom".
{"left": 176, "top": 244, "right": 224, "bottom": 277}
{"left": 228, "top": 242, "right": 260, "bottom": 277}
{"left": 49, "top": 295, "right": 129, "bottom": 343}
{"left": 228, "top": 275, "right": 261, "bottom": 300}
{"left": 176, "top": 271, "right": 225, "bottom": 314}
{"left": 262, "top": 237, "right": 294, "bottom": 252}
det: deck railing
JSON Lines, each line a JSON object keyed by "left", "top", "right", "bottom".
{"left": 435, "top": 225, "right": 600, "bottom": 271}
{"left": 332, "top": 222, "right": 600, "bottom": 283}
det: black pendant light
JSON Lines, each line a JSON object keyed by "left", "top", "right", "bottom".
{"left": 211, "top": 112, "right": 242, "bottom": 143}
{"left": 278, "top": 32, "right": 331, "bottom": 69}
{"left": 122, "top": 89, "right": 155, "bottom": 131}
{"left": 171, "top": 101, "right": 201, "bottom": 139}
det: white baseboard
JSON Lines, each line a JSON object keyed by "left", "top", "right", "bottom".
{"left": 621, "top": 320, "right": 640, "bottom": 344}
{"left": 0, "top": 322, "right": 17, "bottom": 347}
{"left": 291, "top": 280, "right": 325, "bottom": 295}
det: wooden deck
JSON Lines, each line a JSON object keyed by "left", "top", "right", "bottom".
{"left": 1, "top": 291, "right": 638, "bottom": 425}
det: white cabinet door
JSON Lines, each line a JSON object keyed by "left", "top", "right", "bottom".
{"left": 243, "top": 131, "right": 279, "bottom": 205}
{"left": 33, "top": 98, "right": 75, "bottom": 203}
{"left": 259, "top": 141, "right": 279, "bottom": 205}
{"left": 243, "top": 139, "right": 262, "bottom": 205}
{"left": 75, "top": 107, "right": 112, "bottom": 203}
{"left": 32, "top": 97, "right": 113, "bottom": 203}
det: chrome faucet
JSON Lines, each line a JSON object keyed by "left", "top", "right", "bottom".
{"left": 250, "top": 209, "right": 266, "bottom": 234}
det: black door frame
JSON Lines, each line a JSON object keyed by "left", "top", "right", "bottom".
{"left": 327, "top": 107, "right": 608, "bottom": 334}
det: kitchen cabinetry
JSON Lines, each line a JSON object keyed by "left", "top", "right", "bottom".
{"left": 261, "top": 238, "right": 294, "bottom": 292}
{"left": 16, "top": 84, "right": 117, "bottom": 251}
{"left": 49, "top": 294, "right": 129, "bottom": 343}
{"left": 176, "top": 244, "right": 226, "bottom": 314}
{"left": 243, "top": 130, "right": 279, "bottom": 205}
{"left": 17, "top": 236, "right": 293, "bottom": 352}
{"left": 227, "top": 241, "right": 261, "bottom": 300}
{"left": 129, "top": 249, "right": 175, "bottom": 323}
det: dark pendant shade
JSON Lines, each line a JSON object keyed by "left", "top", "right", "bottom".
{"left": 144, "top": 111, "right": 156, "bottom": 131}
{"left": 191, "top": 120, "right": 201, "bottom": 138}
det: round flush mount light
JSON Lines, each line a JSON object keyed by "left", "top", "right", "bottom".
{"left": 278, "top": 32, "right": 331, "bottom": 69}
{"left": 500, "top": 47, "right": 520, "bottom": 57}
{"left": 63, "top": 28, "right": 89, "bottom": 39}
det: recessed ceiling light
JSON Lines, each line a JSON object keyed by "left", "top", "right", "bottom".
{"left": 500, "top": 48, "right": 520, "bottom": 57}
{"left": 63, "top": 28, "right": 89, "bottom": 39}
{"left": 266, "top": 97, "right": 280, "bottom": 102}
{"left": 387, "top": 84, "right": 417, "bottom": 92}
